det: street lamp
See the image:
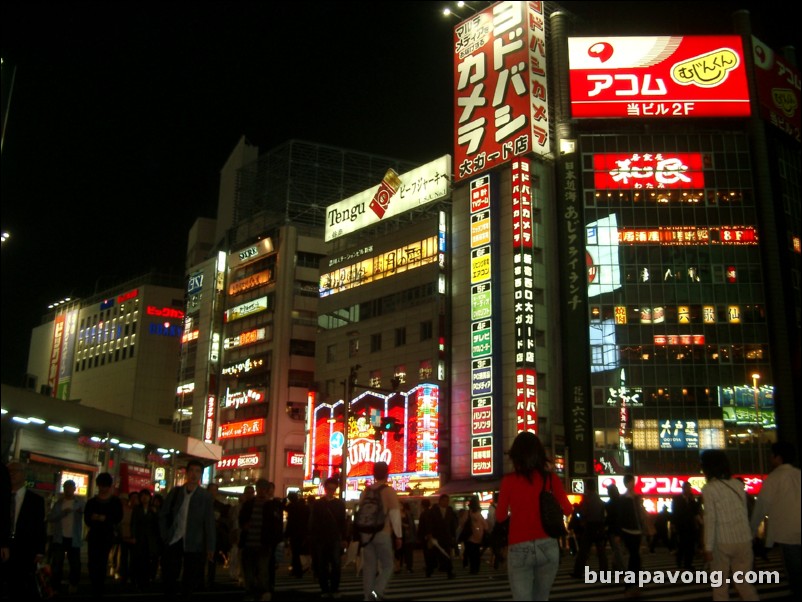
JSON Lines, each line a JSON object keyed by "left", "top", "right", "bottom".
{"left": 340, "top": 364, "right": 360, "bottom": 500}
{"left": 751, "top": 373, "right": 764, "bottom": 475}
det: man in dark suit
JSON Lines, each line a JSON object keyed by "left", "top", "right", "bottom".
{"left": 424, "top": 494, "right": 458, "bottom": 579}
{"left": 159, "top": 459, "right": 216, "bottom": 599}
{"left": 2, "top": 461, "right": 46, "bottom": 600}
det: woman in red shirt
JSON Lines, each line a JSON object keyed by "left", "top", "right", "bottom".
{"left": 497, "top": 432, "right": 573, "bottom": 600}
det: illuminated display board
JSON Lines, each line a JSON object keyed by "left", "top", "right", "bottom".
{"left": 49, "top": 308, "right": 79, "bottom": 400}
{"left": 617, "top": 226, "right": 758, "bottom": 245}
{"left": 218, "top": 418, "right": 265, "bottom": 440}
{"left": 587, "top": 214, "right": 622, "bottom": 298}
{"left": 511, "top": 159, "right": 537, "bottom": 434}
{"left": 220, "top": 354, "right": 268, "bottom": 377}
{"left": 599, "top": 474, "right": 764, "bottom": 497}
{"left": 453, "top": 1, "right": 550, "bottom": 181}
{"left": 188, "top": 271, "right": 204, "bottom": 294}
{"left": 307, "top": 384, "right": 439, "bottom": 484}
{"left": 229, "top": 269, "right": 272, "bottom": 296}
{"left": 117, "top": 289, "right": 138, "bottom": 304}
{"left": 204, "top": 395, "right": 216, "bottom": 442}
{"left": 228, "top": 238, "right": 274, "bottom": 270}
{"left": 224, "top": 296, "right": 269, "bottom": 322}
{"left": 632, "top": 418, "right": 725, "bottom": 450}
{"left": 593, "top": 153, "right": 705, "bottom": 189}
{"left": 752, "top": 36, "right": 801, "bottom": 142}
{"left": 568, "top": 36, "right": 750, "bottom": 118}
{"left": 324, "top": 156, "right": 450, "bottom": 241}
{"left": 319, "top": 236, "right": 439, "bottom": 297}
{"left": 468, "top": 175, "right": 497, "bottom": 476}
{"left": 286, "top": 450, "right": 304, "bottom": 468}
{"left": 224, "top": 327, "right": 268, "bottom": 350}
{"left": 224, "top": 387, "right": 267, "bottom": 408}
{"left": 217, "top": 453, "right": 263, "bottom": 471}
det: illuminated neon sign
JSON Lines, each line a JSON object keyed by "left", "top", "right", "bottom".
{"left": 568, "top": 36, "right": 750, "bottom": 118}
{"left": 217, "top": 453, "right": 263, "bottom": 470}
{"left": 593, "top": 153, "right": 704, "bottom": 189}
{"left": 319, "top": 236, "right": 439, "bottom": 297}
{"left": 218, "top": 418, "right": 265, "bottom": 440}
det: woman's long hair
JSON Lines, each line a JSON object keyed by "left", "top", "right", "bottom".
{"left": 508, "top": 431, "right": 551, "bottom": 483}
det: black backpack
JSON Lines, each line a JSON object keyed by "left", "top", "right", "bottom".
{"left": 353, "top": 485, "right": 387, "bottom": 539}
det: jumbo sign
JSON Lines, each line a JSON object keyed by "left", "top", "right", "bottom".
{"left": 569, "top": 36, "right": 750, "bottom": 118}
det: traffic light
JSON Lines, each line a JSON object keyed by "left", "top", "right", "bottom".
{"left": 378, "top": 416, "right": 404, "bottom": 441}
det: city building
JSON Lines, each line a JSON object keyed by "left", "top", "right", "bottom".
{"left": 177, "top": 138, "right": 420, "bottom": 496}
{"left": 447, "top": 2, "right": 799, "bottom": 508}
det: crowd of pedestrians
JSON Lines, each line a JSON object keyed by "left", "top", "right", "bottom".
{"left": 1, "top": 440, "right": 800, "bottom": 601}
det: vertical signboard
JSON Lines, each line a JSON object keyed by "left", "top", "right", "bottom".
{"left": 469, "top": 175, "right": 498, "bottom": 476}
{"left": 453, "top": 1, "right": 550, "bottom": 182}
{"left": 511, "top": 159, "right": 538, "bottom": 433}
{"left": 556, "top": 151, "right": 593, "bottom": 476}
{"left": 752, "top": 36, "right": 801, "bottom": 142}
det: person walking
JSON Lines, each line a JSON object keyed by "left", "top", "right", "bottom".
{"left": 84, "top": 472, "right": 124, "bottom": 598}
{"left": 238, "top": 479, "right": 285, "bottom": 602}
{"left": 672, "top": 481, "right": 701, "bottom": 569}
{"left": 395, "top": 501, "right": 416, "bottom": 573}
{"left": 358, "top": 461, "right": 402, "bottom": 601}
{"left": 284, "top": 490, "right": 311, "bottom": 578}
{"left": 700, "top": 449, "right": 759, "bottom": 601}
{"left": 464, "top": 495, "right": 489, "bottom": 575}
{"left": 571, "top": 479, "right": 608, "bottom": 578}
{"left": 308, "top": 477, "right": 348, "bottom": 598}
{"left": 750, "top": 441, "right": 800, "bottom": 598}
{"left": 604, "top": 483, "right": 626, "bottom": 571}
{"left": 131, "top": 489, "right": 159, "bottom": 590}
{"left": 616, "top": 473, "right": 648, "bottom": 598}
{"left": 205, "top": 483, "right": 231, "bottom": 590}
{"left": 3, "top": 462, "right": 46, "bottom": 600}
{"left": 425, "top": 494, "right": 458, "bottom": 579}
{"left": 417, "top": 498, "right": 438, "bottom": 577}
{"left": 47, "top": 479, "right": 85, "bottom": 595}
{"left": 228, "top": 484, "right": 254, "bottom": 584}
{"left": 158, "top": 459, "right": 216, "bottom": 599}
{"left": 496, "top": 431, "right": 573, "bottom": 601}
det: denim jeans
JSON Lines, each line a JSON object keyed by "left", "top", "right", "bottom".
{"left": 361, "top": 531, "right": 395, "bottom": 600}
{"left": 507, "top": 537, "right": 560, "bottom": 601}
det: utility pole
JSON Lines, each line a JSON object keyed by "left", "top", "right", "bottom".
{"left": 340, "top": 364, "right": 360, "bottom": 499}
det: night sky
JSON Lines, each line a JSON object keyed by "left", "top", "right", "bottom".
{"left": 1, "top": 2, "right": 798, "bottom": 384}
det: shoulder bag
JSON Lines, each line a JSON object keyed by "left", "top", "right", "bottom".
{"left": 540, "top": 471, "right": 567, "bottom": 538}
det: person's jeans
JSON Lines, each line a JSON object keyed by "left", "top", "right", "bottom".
{"left": 620, "top": 532, "right": 641, "bottom": 590}
{"left": 361, "top": 531, "right": 395, "bottom": 600}
{"left": 507, "top": 537, "right": 560, "bottom": 601}
{"left": 241, "top": 545, "right": 277, "bottom": 598}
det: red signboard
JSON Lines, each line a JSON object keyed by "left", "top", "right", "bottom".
{"left": 569, "top": 36, "right": 750, "bottom": 118}
{"left": 453, "top": 1, "right": 550, "bottom": 181}
{"left": 218, "top": 418, "right": 265, "bottom": 440}
{"left": 593, "top": 153, "right": 704, "bottom": 189}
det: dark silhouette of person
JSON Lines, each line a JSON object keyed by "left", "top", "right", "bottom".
{"left": 3, "top": 461, "right": 46, "bottom": 599}
{"left": 671, "top": 481, "right": 700, "bottom": 569}
{"left": 284, "top": 490, "right": 310, "bottom": 578}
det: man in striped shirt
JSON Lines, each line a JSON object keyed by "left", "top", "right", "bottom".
{"left": 238, "top": 479, "right": 285, "bottom": 602}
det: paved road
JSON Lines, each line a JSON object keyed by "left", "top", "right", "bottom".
{"left": 30, "top": 545, "right": 792, "bottom": 601}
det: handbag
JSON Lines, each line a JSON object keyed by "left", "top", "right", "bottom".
{"left": 540, "top": 471, "right": 567, "bottom": 538}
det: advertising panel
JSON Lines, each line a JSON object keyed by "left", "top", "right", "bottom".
{"left": 307, "top": 385, "right": 439, "bottom": 483}
{"left": 752, "top": 36, "right": 801, "bottom": 142}
{"left": 324, "top": 156, "right": 451, "bottom": 241}
{"left": 453, "top": 1, "right": 550, "bottom": 181}
{"left": 228, "top": 238, "right": 274, "bottom": 270}
{"left": 568, "top": 36, "right": 750, "bottom": 118}
{"left": 218, "top": 418, "right": 265, "bottom": 440}
{"left": 593, "top": 152, "right": 705, "bottom": 190}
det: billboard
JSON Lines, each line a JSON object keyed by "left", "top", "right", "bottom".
{"left": 568, "top": 36, "right": 750, "bottom": 118}
{"left": 453, "top": 1, "right": 550, "bottom": 181}
{"left": 752, "top": 36, "right": 801, "bottom": 141}
{"left": 324, "top": 156, "right": 451, "bottom": 242}
{"left": 307, "top": 384, "right": 440, "bottom": 484}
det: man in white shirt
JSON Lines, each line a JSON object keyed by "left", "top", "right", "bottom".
{"left": 750, "top": 442, "right": 801, "bottom": 598}
{"left": 47, "top": 479, "right": 85, "bottom": 594}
